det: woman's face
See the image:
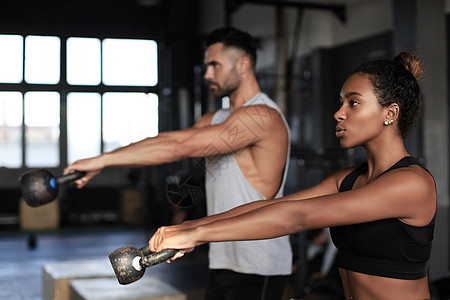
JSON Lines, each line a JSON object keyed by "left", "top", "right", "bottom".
{"left": 334, "top": 73, "right": 387, "bottom": 148}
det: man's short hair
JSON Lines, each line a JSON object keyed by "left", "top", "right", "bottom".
{"left": 206, "top": 27, "right": 258, "bottom": 69}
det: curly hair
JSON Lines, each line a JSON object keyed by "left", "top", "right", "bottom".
{"left": 352, "top": 52, "right": 424, "bottom": 139}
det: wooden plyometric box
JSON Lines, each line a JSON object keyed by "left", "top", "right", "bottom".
{"left": 19, "top": 197, "right": 59, "bottom": 231}
{"left": 70, "top": 276, "right": 187, "bottom": 300}
{"left": 42, "top": 258, "right": 115, "bottom": 300}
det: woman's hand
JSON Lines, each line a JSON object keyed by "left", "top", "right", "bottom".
{"left": 149, "top": 225, "right": 197, "bottom": 261}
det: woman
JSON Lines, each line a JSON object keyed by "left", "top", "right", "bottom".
{"left": 149, "top": 52, "right": 436, "bottom": 300}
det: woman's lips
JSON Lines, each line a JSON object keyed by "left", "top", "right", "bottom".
{"left": 335, "top": 126, "right": 346, "bottom": 138}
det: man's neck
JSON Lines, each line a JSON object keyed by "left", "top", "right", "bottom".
{"left": 229, "top": 80, "right": 261, "bottom": 111}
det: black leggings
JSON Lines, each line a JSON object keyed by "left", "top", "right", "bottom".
{"left": 204, "top": 269, "right": 288, "bottom": 300}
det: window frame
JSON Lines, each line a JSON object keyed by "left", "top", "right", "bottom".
{"left": 0, "top": 34, "right": 159, "bottom": 188}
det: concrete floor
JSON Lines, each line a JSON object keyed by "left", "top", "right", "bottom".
{"left": 0, "top": 227, "right": 209, "bottom": 300}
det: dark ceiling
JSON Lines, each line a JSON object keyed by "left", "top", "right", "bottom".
{"left": 0, "top": 0, "right": 198, "bottom": 39}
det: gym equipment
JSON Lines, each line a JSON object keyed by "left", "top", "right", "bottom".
{"left": 166, "top": 172, "right": 204, "bottom": 208}
{"left": 109, "top": 245, "right": 177, "bottom": 285}
{"left": 19, "top": 169, "right": 86, "bottom": 207}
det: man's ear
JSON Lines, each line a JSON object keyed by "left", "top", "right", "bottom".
{"left": 238, "top": 56, "right": 251, "bottom": 74}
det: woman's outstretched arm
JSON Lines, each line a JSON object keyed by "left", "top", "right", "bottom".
{"left": 149, "top": 166, "right": 435, "bottom": 254}
{"left": 158, "top": 169, "right": 345, "bottom": 231}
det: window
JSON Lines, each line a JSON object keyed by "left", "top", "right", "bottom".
{"left": 0, "top": 35, "right": 23, "bottom": 83}
{"left": 24, "top": 91, "right": 60, "bottom": 167}
{"left": 67, "top": 92, "right": 101, "bottom": 164}
{"left": 103, "top": 92, "right": 158, "bottom": 153}
{"left": 25, "top": 36, "right": 61, "bottom": 84}
{"left": 0, "top": 34, "right": 159, "bottom": 170}
{"left": 66, "top": 37, "right": 101, "bottom": 85}
{"left": 0, "top": 92, "right": 22, "bottom": 168}
{"left": 102, "top": 38, "right": 158, "bottom": 86}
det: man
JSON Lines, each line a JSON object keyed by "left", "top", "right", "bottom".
{"left": 64, "top": 27, "right": 292, "bottom": 300}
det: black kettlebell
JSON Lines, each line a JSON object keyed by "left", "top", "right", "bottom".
{"left": 19, "top": 169, "right": 86, "bottom": 207}
{"left": 109, "top": 245, "right": 177, "bottom": 285}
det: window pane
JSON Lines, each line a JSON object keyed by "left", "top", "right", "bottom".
{"left": 0, "top": 92, "right": 23, "bottom": 168}
{"left": 0, "top": 35, "right": 23, "bottom": 83}
{"left": 67, "top": 93, "right": 101, "bottom": 163}
{"left": 103, "top": 92, "right": 158, "bottom": 153}
{"left": 67, "top": 38, "right": 101, "bottom": 85}
{"left": 102, "top": 39, "right": 158, "bottom": 86}
{"left": 25, "top": 36, "right": 60, "bottom": 84}
{"left": 25, "top": 91, "right": 60, "bottom": 167}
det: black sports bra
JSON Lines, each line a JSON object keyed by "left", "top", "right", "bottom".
{"left": 330, "top": 156, "right": 436, "bottom": 279}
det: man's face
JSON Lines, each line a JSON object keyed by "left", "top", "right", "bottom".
{"left": 203, "top": 43, "right": 241, "bottom": 98}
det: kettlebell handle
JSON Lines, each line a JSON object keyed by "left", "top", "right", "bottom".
{"left": 139, "top": 248, "right": 178, "bottom": 268}
{"left": 55, "top": 171, "right": 86, "bottom": 185}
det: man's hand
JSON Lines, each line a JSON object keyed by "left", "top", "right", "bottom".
{"left": 63, "top": 156, "right": 105, "bottom": 188}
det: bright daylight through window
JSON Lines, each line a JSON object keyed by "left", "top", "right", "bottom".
{"left": 0, "top": 34, "right": 159, "bottom": 168}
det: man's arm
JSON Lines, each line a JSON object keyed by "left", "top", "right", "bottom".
{"left": 64, "top": 105, "right": 283, "bottom": 188}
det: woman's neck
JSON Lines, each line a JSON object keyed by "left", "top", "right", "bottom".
{"left": 363, "top": 138, "right": 409, "bottom": 181}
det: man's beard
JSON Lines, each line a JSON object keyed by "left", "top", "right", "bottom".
{"left": 208, "top": 78, "right": 240, "bottom": 98}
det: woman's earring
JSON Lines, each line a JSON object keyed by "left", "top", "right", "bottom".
{"left": 384, "top": 121, "right": 389, "bottom": 126}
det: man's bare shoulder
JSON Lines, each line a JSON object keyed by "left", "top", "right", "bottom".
{"left": 230, "top": 104, "right": 286, "bottom": 133}
{"left": 234, "top": 104, "right": 282, "bottom": 119}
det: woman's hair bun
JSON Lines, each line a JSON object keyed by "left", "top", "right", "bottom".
{"left": 394, "top": 52, "right": 423, "bottom": 80}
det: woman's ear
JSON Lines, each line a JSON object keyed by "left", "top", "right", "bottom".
{"left": 384, "top": 103, "right": 400, "bottom": 125}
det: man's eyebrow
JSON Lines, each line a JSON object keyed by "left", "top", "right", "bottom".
{"left": 205, "top": 60, "right": 219, "bottom": 66}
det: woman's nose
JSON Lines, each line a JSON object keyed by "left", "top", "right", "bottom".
{"left": 334, "top": 107, "right": 346, "bottom": 121}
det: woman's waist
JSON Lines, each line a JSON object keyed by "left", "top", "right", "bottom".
{"left": 343, "top": 268, "right": 430, "bottom": 300}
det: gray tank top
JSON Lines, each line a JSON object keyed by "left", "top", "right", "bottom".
{"left": 205, "top": 92, "right": 292, "bottom": 275}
